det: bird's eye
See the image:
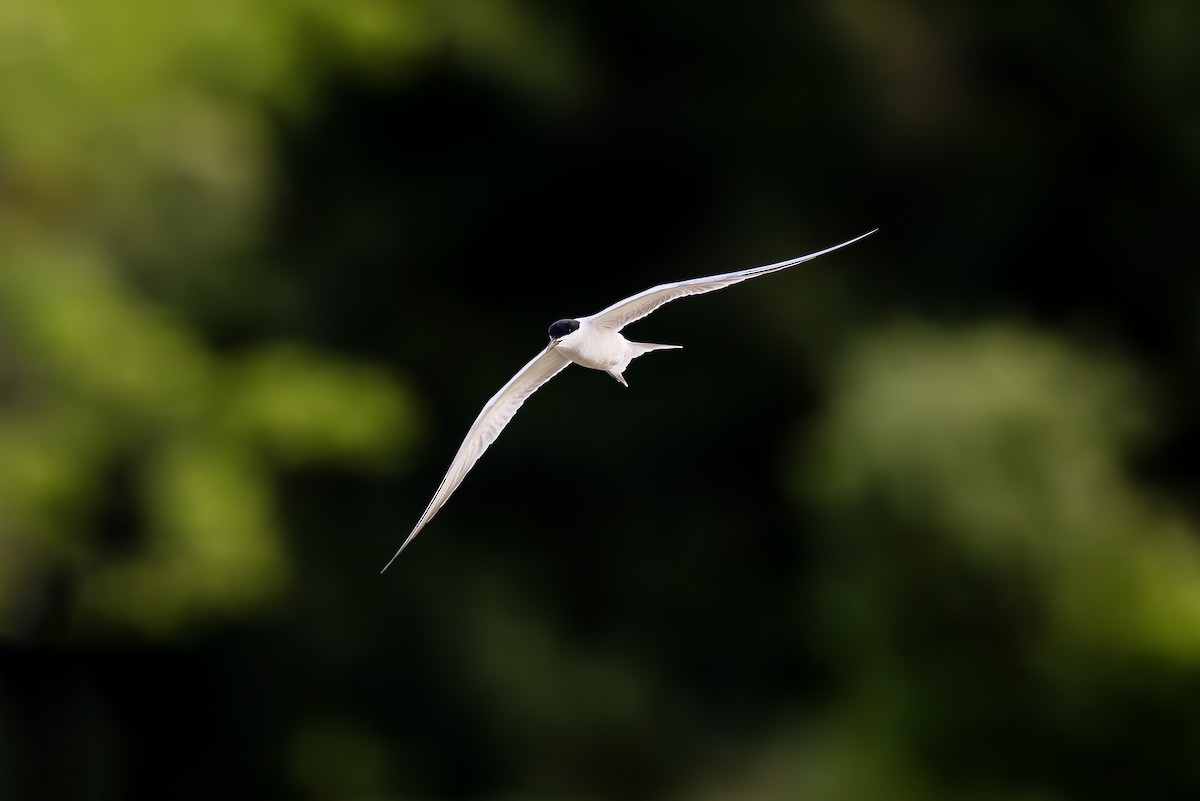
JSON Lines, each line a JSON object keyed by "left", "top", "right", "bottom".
{"left": 548, "top": 319, "right": 580, "bottom": 339}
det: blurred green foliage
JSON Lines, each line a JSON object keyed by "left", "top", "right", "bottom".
{"left": 0, "top": 0, "right": 429, "bottom": 634}
{"left": 2, "top": 1, "right": 1199, "bottom": 800}
{"left": 790, "top": 324, "right": 1200, "bottom": 799}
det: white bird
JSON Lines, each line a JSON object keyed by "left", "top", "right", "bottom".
{"left": 382, "top": 229, "right": 876, "bottom": 570}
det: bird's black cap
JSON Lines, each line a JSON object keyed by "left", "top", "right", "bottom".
{"left": 548, "top": 319, "right": 580, "bottom": 340}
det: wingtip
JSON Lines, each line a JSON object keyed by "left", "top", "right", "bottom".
{"left": 380, "top": 531, "right": 418, "bottom": 573}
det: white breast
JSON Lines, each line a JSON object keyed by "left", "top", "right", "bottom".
{"left": 555, "top": 321, "right": 630, "bottom": 371}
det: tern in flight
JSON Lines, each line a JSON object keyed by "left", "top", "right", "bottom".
{"left": 382, "top": 229, "right": 876, "bottom": 571}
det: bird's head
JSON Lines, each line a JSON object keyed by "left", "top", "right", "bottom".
{"left": 548, "top": 319, "right": 580, "bottom": 347}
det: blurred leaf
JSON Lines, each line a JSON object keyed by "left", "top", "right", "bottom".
{"left": 804, "top": 322, "right": 1200, "bottom": 662}
{"left": 0, "top": 0, "right": 437, "bottom": 637}
{"left": 789, "top": 321, "right": 1200, "bottom": 798}
{"left": 78, "top": 438, "right": 283, "bottom": 636}
{"left": 288, "top": 715, "right": 392, "bottom": 799}
{"left": 222, "top": 343, "right": 417, "bottom": 469}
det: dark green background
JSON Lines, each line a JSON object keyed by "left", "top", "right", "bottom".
{"left": 3, "top": 2, "right": 1199, "bottom": 799}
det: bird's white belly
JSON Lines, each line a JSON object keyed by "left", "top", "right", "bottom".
{"left": 557, "top": 328, "right": 628, "bottom": 371}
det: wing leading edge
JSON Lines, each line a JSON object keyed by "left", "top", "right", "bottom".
{"left": 587, "top": 229, "right": 877, "bottom": 331}
{"left": 382, "top": 345, "right": 571, "bottom": 571}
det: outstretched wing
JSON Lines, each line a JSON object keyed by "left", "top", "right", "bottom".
{"left": 382, "top": 345, "right": 571, "bottom": 570}
{"left": 585, "top": 230, "right": 877, "bottom": 331}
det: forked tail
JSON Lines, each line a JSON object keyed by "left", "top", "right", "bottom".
{"left": 630, "top": 341, "right": 683, "bottom": 354}
{"left": 607, "top": 342, "right": 682, "bottom": 387}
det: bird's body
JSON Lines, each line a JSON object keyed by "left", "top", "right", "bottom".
{"left": 382, "top": 229, "right": 876, "bottom": 570}
{"left": 552, "top": 318, "right": 681, "bottom": 386}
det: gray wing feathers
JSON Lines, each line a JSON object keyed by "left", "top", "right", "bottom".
{"left": 382, "top": 345, "right": 570, "bottom": 570}
{"left": 586, "top": 230, "right": 877, "bottom": 331}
